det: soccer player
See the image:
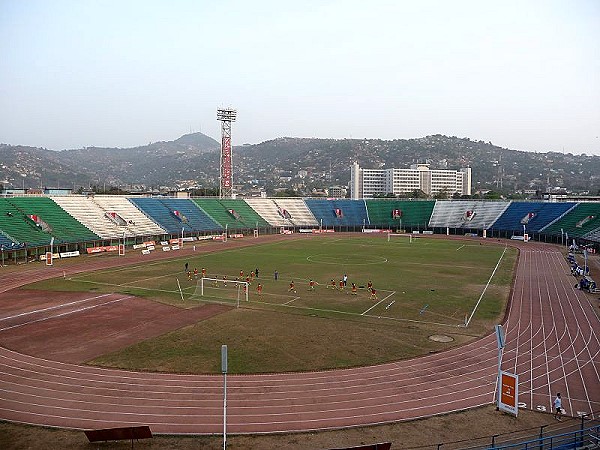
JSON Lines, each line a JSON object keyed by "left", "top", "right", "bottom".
{"left": 309, "top": 279, "right": 315, "bottom": 291}
{"left": 338, "top": 279, "right": 344, "bottom": 291}
{"left": 288, "top": 281, "right": 297, "bottom": 293}
{"left": 257, "top": 283, "right": 263, "bottom": 297}
{"left": 351, "top": 282, "right": 358, "bottom": 295}
{"left": 240, "top": 270, "right": 244, "bottom": 278}
{"left": 370, "top": 287, "right": 378, "bottom": 301}
{"left": 343, "top": 273, "right": 348, "bottom": 286}
{"left": 246, "top": 275, "right": 251, "bottom": 285}
{"left": 250, "top": 271, "right": 255, "bottom": 280}
{"left": 255, "top": 267, "right": 260, "bottom": 278}
{"left": 193, "top": 268, "right": 199, "bottom": 279}
{"left": 222, "top": 275, "right": 228, "bottom": 287}
{"left": 201, "top": 267, "right": 206, "bottom": 278}
{"left": 187, "top": 271, "right": 193, "bottom": 281}
{"left": 328, "top": 279, "right": 336, "bottom": 289}
{"left": 367, "top": 280, "right": 373, "bottom": 291}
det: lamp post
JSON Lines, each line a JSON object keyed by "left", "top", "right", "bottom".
{"left": 221, "top": 345, "right": 228, "bottom": 450}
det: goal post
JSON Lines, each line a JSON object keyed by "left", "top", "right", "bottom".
{"left": 195, "top": 277, "right": 248, "bottom": 307}
{"left": 387, "top": 232, "right": 412, "bottom": 243}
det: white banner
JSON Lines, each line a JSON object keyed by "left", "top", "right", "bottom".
{"left": 59, "top": 251, "right": 80, "bottom": 258}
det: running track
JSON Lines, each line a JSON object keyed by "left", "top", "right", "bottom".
{"left": 0, "top": 238, "right": 598, "bottom": 433}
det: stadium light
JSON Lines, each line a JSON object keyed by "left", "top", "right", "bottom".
{"left": 217, "top": 108, "right": 237, "bottom": 199}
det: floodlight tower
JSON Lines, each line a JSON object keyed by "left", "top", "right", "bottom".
{"left": 217, "top": 108, "right": 237, "bottom": 198}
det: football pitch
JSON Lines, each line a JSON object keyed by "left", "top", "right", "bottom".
{"left": 24, "top": 235, "right": 517, "bottom": 374}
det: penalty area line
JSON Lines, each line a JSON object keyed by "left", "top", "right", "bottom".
{"left": 361, "top": 291, "right": 395, "bottom": 316}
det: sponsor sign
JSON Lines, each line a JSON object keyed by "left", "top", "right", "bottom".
{"left": 143, "top": 241, "right": 156, "bottom": 246}
{"left": 229, "top": 233, "right": 244, "bottom": 238}
{"left": 212, "top": 235, "right": 225, "bottom": 241}
{"left": 86, "top": 245, "right": 119, "bottom": 254}
{"left": 162, "top": 246, "right": 171, "bottom": 251}
{"left": 362, "top": 229, "right": 392, "bottom": 234}
{"left": 146, "top": 245, "right": 155, "bottom": 251}
{"left": 171, "top": 244, "right": 180, "bottom": 250}
{"left": 160, "top": 241, "right": 169, "bottom": 246}
{"left": 39, "top": 252, "right": 60, "bottom": 261}
{"left": 59, "top": 251, "right": 80, "bottom": 258}
{"left": 299, "top": 229, "right": 314, "bottom": 233}
{"left": 311, "top": 229, "right": 335, "bottom": 234}
{"left": 499, "top": 371, "right": 519, "bottom": 416}
{"left": 182, "top": 236, "right": 196, "bottom": 242}
{"left": 141, "top": 249, "right": 151, "bottom": 255}
{"left": 133, "top": 243, "right": 146, "bottom": 250}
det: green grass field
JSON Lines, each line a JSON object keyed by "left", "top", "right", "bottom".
{"left": 24, "top": 235, "right": 517, "bottom": 374}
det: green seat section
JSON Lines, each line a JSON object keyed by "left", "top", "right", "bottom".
{"left": 8, "top": 197, "right": 99, "bottom": 244}
{"left": 366, "top": 200, "right": 435, "bottom": 228}
{"left": 542, "top": 203, "right": 600, "bottom": 238}
{"left": 0, "top": 198, "right": 52, "bottom": 246}
{"left": 193, "top": 199, "right": 269, "bottom": 229}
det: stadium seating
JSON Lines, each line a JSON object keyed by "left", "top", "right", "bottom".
{"left": 243, "top": 198, "right": 295, "bottom": 226}
{"left": 429, "top": 201, "right": 509, "bottom": 229}
{"left": 129, "top": 198, "right": 221, "bottom": 234}
{"left": 582, "top": 227, "right": 600, "bottom": 243}
{"left": 93, "top": 196, "right": 166, "bottom": 237}
{"left": 0, "top": 231, "right": 15, "bottom": 248}
{"left": 272, "top": 199, "right": 318, "bottom": 226}
{"left": 51, "top": 196, "right": 131, "bottom": 239}
{"left": 7, "top": 197, "right": 99, "bottom": 244}
{"left": 541, "top": 202, "right": 600, "bottom": 238}
{"left": 193, "top": 198, "right": 269, "bottom": 229}
{"left": 366, "top": 200, "right": 435, "bottom": 228}
{"left": 304, "top": 199, "right": 369, "bottom": 227}
{"left": 490, "top": 201, "right": 576, "bottom": 233}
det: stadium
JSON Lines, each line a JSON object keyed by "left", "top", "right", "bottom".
{"left": 1, "top": 196, "right": 599, "bottom": 448}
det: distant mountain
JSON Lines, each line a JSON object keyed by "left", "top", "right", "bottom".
{"left": 1, "top": 133, "right": 598, "bottom": 195}
{"left": 0, "top": 132, "right": 220, "bottom": 189}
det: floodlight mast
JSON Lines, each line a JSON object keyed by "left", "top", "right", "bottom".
{"left": 217, "top": 108, "right": 237, "bottom": 199}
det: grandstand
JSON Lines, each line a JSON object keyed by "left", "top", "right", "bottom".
{"left": 366, "top": 199, "right": 435, "bottom": 229}
{"left": 193, "top": 198, "right": 269, "bottom": 230}
{"left": 304, "top": 199, "right": 369, "bottom": 227}
{"left": 490, "top": 201, "right": 577, "bottom": 234}
{"left": 243, "top": 198, "right": 294, "bottom": 227}
{"left": 273, "top": 198, "right": 318, "bottom": 226}
{"left": 542, "top": 202, "right": 600, "bottom": 238}
{"left": 429, "top": 201, "right": 509, "bottom": 230}
{"left": 51, "top": 195, "right": 133, "bottom": 239}
{"left": 7, "top": 197, "right": 99, "bottom": 244}
{"left": 0, "top": 198, "right": 52, "bottom": 246}
{"left": 129, "top": 198, "right": 221, "bottom": 234}
{"left": 93, "top": 196, "right": 166, "bottom": 237}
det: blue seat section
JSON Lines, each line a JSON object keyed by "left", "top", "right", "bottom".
{"left": 129, "top": 198, "right": 222, "bottom": 234}
{"left": 490, "top": 202, "right": 576, "bottom": 233}
{"left": 304, "top": 199, "right": 368, "bottom": 227}
{"left": 0, "top": 232, "right": 16, "bottom": 248}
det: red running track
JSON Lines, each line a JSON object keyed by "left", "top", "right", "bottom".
{"left": 0, "top": 240, "right": 598, "bottom": 434}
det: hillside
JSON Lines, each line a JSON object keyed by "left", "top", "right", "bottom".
{"left": 1, "top": 133, "right": 598, "bottom": 195}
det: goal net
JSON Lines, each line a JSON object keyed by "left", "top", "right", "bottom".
{"left": 387, "top": 232, "right": 413, "bottom": 243}
{"left": 190, "top": 277, "right": 248, "bottom": 307}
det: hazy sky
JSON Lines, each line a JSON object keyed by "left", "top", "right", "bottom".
{"left": 1, "top": 0, "right": 599, "bottom": 154}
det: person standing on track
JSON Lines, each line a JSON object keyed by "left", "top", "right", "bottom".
{"left": 554, "top": 393, "right": 562, "bottom": 420}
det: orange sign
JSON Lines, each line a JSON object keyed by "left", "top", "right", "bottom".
{"left": 499, "top": 371, "right": 519, "bottom": 416}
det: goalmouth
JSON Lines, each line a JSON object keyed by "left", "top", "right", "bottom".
{"left": 387, "top": 232, "right": 413, "bottom": 243}
{"left": 192, "top": 277, "right": 249, "bottom": 307}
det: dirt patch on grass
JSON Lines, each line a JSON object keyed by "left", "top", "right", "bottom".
{"left": 0, "top": 289, "right": 231, "bottom": 364}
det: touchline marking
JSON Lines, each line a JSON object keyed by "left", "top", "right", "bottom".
{"left": 385, "top": 300, "right": 395, "bottom": 310}
{"left": 284, "top": 297, "right": 300, "bottom": 305}
{"left": 361, "top": 291, "right": 395, "bottom": 316}
{"left": 0, "top": 296, "right": 133, "bottom": 332}
{"left": 456, "top": 245, "right": 465, "bottom": 251}
{"left": 0, "top": 293, "right": 113, "bottom": 322}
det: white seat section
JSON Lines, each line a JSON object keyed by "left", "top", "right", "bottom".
{"left": 92, "top": 196, "right": 166, "bottom": 236}
{"left": 430, "top": 201, "right": 509, "bottom": 229}
{"left": 273, "top": 199, "right": 319, "bottom": 226}
{"left": 243, "top": 198, "right": 294, "bottom": 227}
{"left": 465, "top": 202, "right": 510, "bottom": 229}
{"left": 50, "top": 196, "right": 125, "bottom": 239}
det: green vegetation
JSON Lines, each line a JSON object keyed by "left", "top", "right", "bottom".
{"left": 23, "top": 236, "right": 517, "bottom": 374}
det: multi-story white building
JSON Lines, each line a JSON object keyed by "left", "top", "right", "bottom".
{"left": 350, "top": 162, "right": 471, "bottom": 199}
